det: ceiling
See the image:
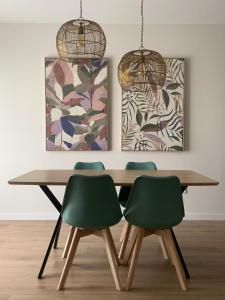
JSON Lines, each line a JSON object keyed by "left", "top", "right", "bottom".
{"left": 0, "top": 0, "right": 225, "bottom": 24}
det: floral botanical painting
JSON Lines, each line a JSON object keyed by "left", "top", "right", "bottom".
{"left": 45, "top": 58, "right": 108, "bottom": 151}
{"left": 122, "top": 58, "right": 184, "bottom": 151}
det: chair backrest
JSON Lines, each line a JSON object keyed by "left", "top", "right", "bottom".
{"left": 74, "top": 161, "right": 105, "bottom": 170}
{"left": 126, "top": 161, "right": 157, "bottom": 170}
{"left": 118, "top": 161, "right": 157, "bottom": 206}
{"left": 62, "top": 175, "right": 122, "bottom": 229}
{"left": 124, "top": 176, "right": 185, "bottom": 230}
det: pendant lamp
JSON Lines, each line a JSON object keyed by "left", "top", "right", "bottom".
{"left": 118, "top": 0, "right": 166, "bottom": 92}
{"left": 56, "top": 0, "right": 106, "bottom": 63}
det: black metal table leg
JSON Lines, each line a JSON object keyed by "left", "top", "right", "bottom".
{"left": 170, "top": 185, "right": 190, "bottom": 279}
{"left": 38, "top": 185, "right": 62, "bottom": 279}
{"left": 39, "top": 185, "right": 62, "bottom": 212}
{"left": 170, "top": 228, "right": 190, "bottom": 279}
{"left": 53, "top": 218, "right": 62, "bottom": 249}
{"left": 38, "top": 215, "right": 62, "bottom": 279}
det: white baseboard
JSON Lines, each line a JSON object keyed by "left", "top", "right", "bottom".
{"left": 184, "top": 213, "right": 225, "bottom": 220}
{"left": 0, "top": 212, "right": 225, "bottom": 221}
{"left": 0, "top": 213, "right": 58, "bottom": 220}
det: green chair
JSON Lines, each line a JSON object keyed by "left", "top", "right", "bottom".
{"left": 74, "top": 161, "right": 105, "bottom": 170}
{"left": 54, "top": 162, "right": 105, "bottom": 250}
{"left": 118, "top": 161, "right": 157, "bottom": 259}
{"left": 123, "top": 176, "right": 187, "bottom": 291}
{"left": 118, "top": 161, "right": 157, "bottom": 208}
{"left": 57, "top": 174, "right": 123, "bottom": 291}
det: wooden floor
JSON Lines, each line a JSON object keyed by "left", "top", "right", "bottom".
{"left": 0, "top": 220, "right": 225, "bottom": 300}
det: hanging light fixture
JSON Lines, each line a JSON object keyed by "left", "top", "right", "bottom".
{"left": 56, "top": 0, "right": 106, "bottom": 63}
{"left": 118, "top": 0, "right": 166, "bottom": 92}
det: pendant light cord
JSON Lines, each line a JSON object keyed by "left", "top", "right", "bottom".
{"left": 140, "top": 0, "right": 144, "bottom": 50}
{"left": 80, "top": 0, "right": 83, "bottom": 19}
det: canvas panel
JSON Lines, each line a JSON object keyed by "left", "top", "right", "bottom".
{"left": 122, "top": 58, "right": 184, "bottom": 151}
{"left": 45, "top": 58, "right": 108, "bottom": 151}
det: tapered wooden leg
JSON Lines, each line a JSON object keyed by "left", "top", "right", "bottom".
{"left": 107, "top": 228, "right": 120, "bottom": 267}
{"left": 123, "top": 227, "right": 138, "bottom": 265}
{"left": 164, "top": 229, "right": 187, "bottom": 291}
{"left": 57, "top": 227, "right": 80, "bottom": 291}
{"left": 120, "top": 221, "right": 131, "bottom": 242}
{"left": 155, "top": 231, "right": 174, "bottom": 266}
{"left": 161, "top": 234, "right": 174, "bottom": 266}
{"left": 119, "top": 222, "right": 132, "bottom": 260}
{"left": 102, "top": 228, "right": 123, "bottom": 291}
{"left": 126, "top": 227, "right": 144, "bottom": 291}
{"left": 62, "top": 226, "right": 75, "bottom": 259}
{"left": 158, "top": 236, "right": 169, "bottom": 259}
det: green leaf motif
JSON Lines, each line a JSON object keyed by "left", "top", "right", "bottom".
{"left": 141, "top": 123, "right": 158, "bottom": 132}
{"left": 167, "top": 83, "right": 180, "bottom": 90}
{"left": 66, "top": 115, "right": 84, "bottom": 124}
{"left": 99, "top": 97, "right": 107, "bottom": 104}
{"left": 150, "top": 114, "right": 160, "bottom": 120}
{"left": 136, "top": 110, "right": 142, "bottom": 126}
{"left": 171, "top": 92, "right": 181, "bottom": 96}
{"left": 63, "top": 84, "right": 75, "bottom": 98}
{"left": 84, "top": 133, "right": 95, "bottom": 145}
{"left": 144, "top": 112, "right": 148, "bottom": 121}
{"left": 75, "top": 84, "right": 89, "bottom": 93}
{"left": 46, "top": 98, "right": 58, "bottom": 107}
{"left": 61, "top": 109, "right": 70, "bottom": 116}
{"left": 75, "top": 126, "right": 89, "bottom": 135}
{"left": 170, "top": 145, "right": 183, "bottom": 151}
{"left": 77, "top": 65, "right": 91, "bottom": 85}
{"left": 48, "top": 135, "right": 55, "bottom": 143}
{"left": 162, "top": 89, "right": 170, "bottom": 109}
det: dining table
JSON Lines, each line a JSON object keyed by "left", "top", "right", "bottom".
{"left": 8, "top": 169, "right": 219, "bottom": 280}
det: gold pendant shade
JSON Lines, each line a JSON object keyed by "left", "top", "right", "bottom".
{"left": 56, "top": 0, "right": 106, "bottom": 63}
{"left": 118, "top": 49, "right": 166, "bottom": 92}
{"left": 56, "top": 18, "right": 106, "bottom": 63}
{"left": 117, "top": 0, "right": 166, "bottom": 91}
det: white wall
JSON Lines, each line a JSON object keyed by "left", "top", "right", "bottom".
{"left": 0, "top": 24, "right": 224, "bottom": 220}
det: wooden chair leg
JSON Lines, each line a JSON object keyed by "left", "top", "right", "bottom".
{"left": 158, "top": 236, "right": 169, "bottom": 259}
{"left": 119, "top": 222, "right": 132, "bottom": 260}
{"left": 161, "top": 234, "right": 174, "bottom": 266}
{"left": 123, "top": 227, "right": 138, "bottom": 265}
{"left": 120, "top": 221, "right": 131, "bottom": 242}
{"left": 62, "top": 226, "right": 75, "bottom": 259}
{"left": 102, "top": 228, "right": 123, "bottom": 291}
{"left": 57, "top": 227, "right": 80, "bottom": 290}
{"left": 164, "top": 229, "right": 187, "bottom": 291}
{"left": 126, "top": 227, "right": 144, "bottom": 291}
{"left": 107, "top": 228, "right": 120, "bottom": 267}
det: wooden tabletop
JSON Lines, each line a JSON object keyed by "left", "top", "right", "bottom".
{"left": 8, "top": 170, "right": 219, "bottom": 187}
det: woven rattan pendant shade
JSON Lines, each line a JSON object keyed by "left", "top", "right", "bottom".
{"left": 118, "top": 49, "right": 166, "bottom": 92}
{"left": 56, "top": 1, "right": 106, "bottom": 63}
{"left": 118, "top": 0, "right": 166, "bottom": 92}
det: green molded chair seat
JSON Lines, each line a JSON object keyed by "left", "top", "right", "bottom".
{"left": 124, "top": 176, "right": 184, "bottom": 229}
{"left": 53, "top": 161, "right": 105, "bottom": 249}
{"left": 118, "top": 161, "right": 157, "bottom": 259}
{"left": 74, "top": 161, "right": 105, "bottom": 170}
{"left": 58, "top": 161, "right": 105, "bottom": 249}
{"left": 62, "top": 175, "right": 122, "bottom": 229}
{"left": 57, "top": 174, "right": 123, "bottom": 291}
{"left": 118, "top": 161, "right": 157, "bottom": 207}
{"left": 123, "top": 176, "right": 187, "bottom": 291}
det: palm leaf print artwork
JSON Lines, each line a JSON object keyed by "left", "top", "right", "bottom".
{"left": 122, "top": 58, "right": 184, "bottom": 151}
{"left": 45, "top": 58, "right": 108, "bottom": 151}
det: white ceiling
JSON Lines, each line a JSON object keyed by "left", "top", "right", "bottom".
{"left": 0, "top": 0, "right": 225, "bottom": 24}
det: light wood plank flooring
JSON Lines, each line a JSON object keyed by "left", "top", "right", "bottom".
{"left": 0, "top": 220, "right": 225, "bottom": 300}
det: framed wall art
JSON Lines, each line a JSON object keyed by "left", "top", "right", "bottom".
{"left": 45, "top": 58, "right": 108, "bottom": 151}
{"left": 121, "top": 58, "right": 184, "bottom": 151}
